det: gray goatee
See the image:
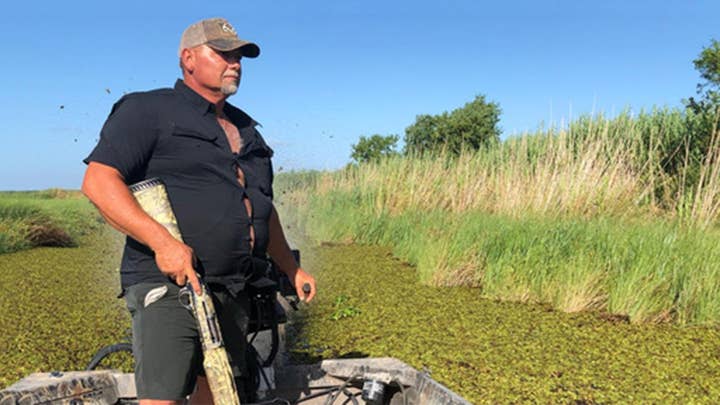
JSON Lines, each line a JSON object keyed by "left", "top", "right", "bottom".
{"left": 221, "top": 82, "right": 238, "bottom": 96}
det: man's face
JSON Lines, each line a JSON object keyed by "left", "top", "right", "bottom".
{"left": 186, "top": 45, "right": 243, "bottom": 96}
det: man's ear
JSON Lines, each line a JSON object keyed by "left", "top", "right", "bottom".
{"left": 181, "top": 48, "right": 195, "bottom": 73}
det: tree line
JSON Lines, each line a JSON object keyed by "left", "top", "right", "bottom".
{"left": 350, "top": 94, "right": 501, "bottom": 164}
{"left": 351, "top": 39, "right": 720, "bottom": 169}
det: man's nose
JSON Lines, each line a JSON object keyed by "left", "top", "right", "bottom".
{"left": 227, "top": 58, "right": 241, "bottom": 69}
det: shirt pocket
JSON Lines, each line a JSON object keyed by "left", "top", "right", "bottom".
{"left": 157, "top": 124, "right": 225, "bottom": 182}
{"left": 171, "top": 125, "right": 219, "bottom": 150}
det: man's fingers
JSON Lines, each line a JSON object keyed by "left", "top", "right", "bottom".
{"left": 300, "top": 282, "right": 315, "bottom": 303}
{"left": 187, "top": 270, "right": 202, "bottom": 295}
{"left": 306, "top": 285, "right": 316, "bottom": 303}
{"left": 175, "top": 273, "right": 186, "bottom": 287}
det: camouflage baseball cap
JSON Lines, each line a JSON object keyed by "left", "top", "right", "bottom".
{"left": 178, "top": 17, "right": 260, "bottom": 58}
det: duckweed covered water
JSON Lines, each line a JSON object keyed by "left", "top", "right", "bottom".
{"left": 2, "top": 207, "right": 719, "bottom": 403}
{"left": 287, "top": 242, "right": 720, "bottom": 404}
{"left": 0, "top": 227, "right": 132, "bottom": 387}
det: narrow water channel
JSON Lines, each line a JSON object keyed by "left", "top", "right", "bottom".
{"left": 285, "top": 239, "right": 720, "bottom": 404}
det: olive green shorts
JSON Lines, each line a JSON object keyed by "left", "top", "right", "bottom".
{"left": 125, "top": 282, "right": 250, "bottom": 400}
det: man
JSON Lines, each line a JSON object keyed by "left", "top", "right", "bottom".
{"left": 82, "top": 17, "right": 316, "bottom": 404}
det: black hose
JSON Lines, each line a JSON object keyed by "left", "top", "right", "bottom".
{"left": 248, "top": 296, "right": 264, "bottom": 345}
{"left": 293, "top": 387, "right": 343, "bottom": 403}
{"left": 248, "top": 294, "right": 281, "bottom": 368}
{"left": 85, "top": 343, "right": 133, "bottom": 370}
{"left": 262, "top": 299, "right": 280, "bottom": 368}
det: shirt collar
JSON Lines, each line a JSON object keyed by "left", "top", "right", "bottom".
{"left": 174, "top": 79, "right": 260, "bottom": 129}
{"left": 224, "top": 103, "right": 260, "bottom": 129}
{"left": 174, "top": 79, "right": 214, "bottom": 115}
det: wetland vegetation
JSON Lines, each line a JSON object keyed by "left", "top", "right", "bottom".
{"left": 0, "top": 194, "right": 131, "bottom": 388}
{"left": 286, "top": 242, "right": 720, "bottom": 404}
{"left": 4, "top": 109, "right": 720, "bottom": 405}
{"left": 273, "top": 101, "right": 720, "bottom": 402}
{"left": 277, "top": 109, "right": 720, "bottom": 326}
{"left": 0, "top": 190, "right": 100, "bottom": 254}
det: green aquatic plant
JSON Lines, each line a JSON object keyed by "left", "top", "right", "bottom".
{"left": 0, "top": 224, "right": 130, "bottom": 388}
{"left": 285, "top": 241, "right": 720, "bottom": 404}
{"left": 329, "top": 294, "right": 361, "bottom": 321}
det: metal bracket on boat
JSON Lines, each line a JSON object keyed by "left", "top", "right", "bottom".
{"left": 273, "top": 357, "right": 472, "bottom": 405}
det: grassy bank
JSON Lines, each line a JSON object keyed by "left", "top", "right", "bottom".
{"left": 0, "top": 190, "right": 102, "bottom": 254}
{"left": 289, "top": 200, "right": 720, "bottom": 324}
{"left": 276, "top": 111, "right": 720, "bottom": 325}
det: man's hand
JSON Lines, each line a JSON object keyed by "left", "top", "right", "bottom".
{"left": 293, "top": 268, "right": 316, "bottom": 303}
{"left": 153, "top": 237, "right": 202, "bottom": 295}
{"left": 82, "top": 162, "right": 202, "bottom": 296}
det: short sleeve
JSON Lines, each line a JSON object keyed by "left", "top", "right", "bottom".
{"left": 83, "top": 95, "right": 158, "bottom": 183}
{"left": 253, "top": 128, "right": 274, "bottom": 199}
{"left": 266, "top": 158, "right": 274, "bottom": 200}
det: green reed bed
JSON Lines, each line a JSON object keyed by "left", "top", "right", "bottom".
{"left": 277, "top": 109, "right": 720, "bottom": 325}
{"left": 289, "top": 194, "right": 720, "bottom": 325}
{"left": 0, "top": 190, "right": 100, "bottom": 254}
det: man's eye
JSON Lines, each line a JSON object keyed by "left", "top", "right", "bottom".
{"left": 221, "top": 51, "right": 242, "bottom": 60}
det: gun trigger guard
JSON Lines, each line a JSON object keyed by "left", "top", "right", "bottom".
{"left": 177, "top": 286, "right": 194, "bottom": 312}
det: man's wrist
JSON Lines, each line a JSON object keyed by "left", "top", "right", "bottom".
{"left": 282, "top": 266, "right": 300, "bottom": 279}
{"left": 146, "top": 225, "right": 178, "bottom": 252}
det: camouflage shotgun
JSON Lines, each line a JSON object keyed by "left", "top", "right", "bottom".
{"left": 130, "top": 178, "right": 240, "bottom": 405}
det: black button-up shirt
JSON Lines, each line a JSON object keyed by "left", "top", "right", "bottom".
{"left": 85, "top": 79, "right": 274, "bottom": 289}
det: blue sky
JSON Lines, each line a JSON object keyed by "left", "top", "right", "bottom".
{"left": 1, "top": 0, "right": 718, "bottom": 190}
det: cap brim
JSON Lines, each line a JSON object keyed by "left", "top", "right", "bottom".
{"left": 207, "top": 38, "right": 260, "bottom": 58}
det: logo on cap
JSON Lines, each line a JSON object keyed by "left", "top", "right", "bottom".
{"left": 221, "top": 22, "right": 236, "bottom": 35}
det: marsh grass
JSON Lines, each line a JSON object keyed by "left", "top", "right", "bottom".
{"left": 279, "top": 110, "right": 720, "bottom": 324}
{"left": 0, "top": 191, "right": 100, "bottom": 254}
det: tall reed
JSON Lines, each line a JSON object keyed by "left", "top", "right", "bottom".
{"left": 304, "top": 108, "right": 720, "bottom": 224}
{"left": 317, "top": 123, "right": 647, "bottom": 219}
{"left": 278, "top": 108, "right": 720, "bottom": 324}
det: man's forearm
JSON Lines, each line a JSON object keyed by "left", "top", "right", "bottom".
{"left": 266, "top": 205, "right": 299, "bottom": 277}
{"left": 267, "top": 204, "right": 316, "bottom": 302}
{"left": 82, "top": 162, "right": 175, "bottom": 250}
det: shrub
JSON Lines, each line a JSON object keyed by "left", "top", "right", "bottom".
{"left": 350, "top": 134, "right": 399, "bottom": 164}
{"left": 404, "top": 94, "right": 501, "bottom": 155}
